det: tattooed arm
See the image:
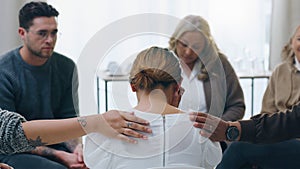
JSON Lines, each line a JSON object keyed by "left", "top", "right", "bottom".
{"left": 22, "top": 110, "right": 151, "bottom": 146}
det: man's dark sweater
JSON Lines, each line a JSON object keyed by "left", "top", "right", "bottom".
{"left": 0, "top": 47, "right": 79, "bottom": 120}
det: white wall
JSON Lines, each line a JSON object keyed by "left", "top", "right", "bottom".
{"left": 0, "top": 0, "right": 24, "bottom": 55}
{"left": 269, "top": 0, "right": 300, "bottom": 69}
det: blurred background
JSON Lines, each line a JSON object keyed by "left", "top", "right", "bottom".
{"left": 1, "top": 0, "right": 300, "bottom": 119}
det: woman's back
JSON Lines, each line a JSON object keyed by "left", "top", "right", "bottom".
{"left": 84, "top": 110, "right": 222, "bottom": 169}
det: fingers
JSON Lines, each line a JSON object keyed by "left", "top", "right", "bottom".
{"left": 122, "top": 127, "right": 143, "bottom": 138}
{"left": 193, "top": 121, "right": 204, "bottom": 128}
{"left": 124, "top": 120, "right": 152, "bottom": 133}
{"left": 189, "top": 112, "right": 207, "bottom": 122}
{"left": 191, "top": 112, "right": 226, "bottom": 142}
{"left": 119, "top": 120, "right": 151, "bottom": 140}
{"left": 116, "top": 133, "right": 138, "bottom": 144}
{"left": 69, "top": 164, "right": 87, "bottom": 169}
{"left": 121, "top": 111, "right": 150, "bottom": 125}
{"left": 102, "top": 110, "right": 153, "bottom": 143}
{"left": 74, "top": 144, "right": 83, "bottom": 162}
{"left": 200, "top": 129, "right": 210, "bottom": 138}
{"left": 120, "top": 111, "right": 152, "bottom": 135}
{"left": 0, "top": 163, "right": 14, "bottom": 169}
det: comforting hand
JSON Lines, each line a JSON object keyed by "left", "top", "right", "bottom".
{"left": 56, "top": 150, "right": 88, "bottom": 169}
{"left": 0, "top": 163, "right": 13, "bottom": 169}
{"left": 72, "top": 144, "right": 86, "bottom": 168}
{"left": 102, "top": 110, "right": 152, "bottom": 143}
{"left": 189, "top": 112, "right": 229, "bottom": 142}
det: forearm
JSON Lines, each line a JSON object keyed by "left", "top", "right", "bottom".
{"left": 30, "top": 146, "right": 57, "bottom": 159}
{"left": 30, "top": 146, "right": 70, "bottom": 164}
{"left": 22, "top": 115, "right": 102, "bottom": 146}
{"left": 22, "top": 118, "right": 84, "bottom": 145}
{"left": 239, "top": 103, "right": 300, "bottom": 143}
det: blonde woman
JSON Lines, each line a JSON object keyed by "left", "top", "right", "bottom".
{"left": 169, "top": 15, "right": 245, "bottom": 151}
{"left": 84, "top": 47, "right": 222, "bottom": 169}
{"left": 169, "top": 15, "right": 244, "bottom": 122}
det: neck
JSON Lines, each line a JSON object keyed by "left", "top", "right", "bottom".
{"left": 134, "top": 90, "right": 181, "bottom": 115}
{"left": 182, "top": 63, "right": 193, "bottom": 77}
{"left": 180, "top": 60, "right": 195, "bottom": 78}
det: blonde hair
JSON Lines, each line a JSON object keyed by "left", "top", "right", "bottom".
{"left": 129, "top": 47, "right": 181, "bottom": 92}
{"left": 169, "top": 15, "right": 219, "bottom": 81}
{"left": 281, "top": 25, "right": 300, "bottom": 62}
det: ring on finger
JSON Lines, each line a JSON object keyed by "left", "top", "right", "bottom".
{"left": 127, "top": 122, "right": 133, "bottom": 128}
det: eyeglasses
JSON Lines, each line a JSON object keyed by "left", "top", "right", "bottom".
{"left": 27, "top": 29, "right": 59, "bottom": 40}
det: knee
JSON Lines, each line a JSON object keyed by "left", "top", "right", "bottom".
{"left": 3, "top": 154, "right": 67, "bottom": 169}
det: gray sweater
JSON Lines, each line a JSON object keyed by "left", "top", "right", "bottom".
{"left": 0, "top": 47, "right": 78, "bottom": 120}
{"left": 0, "top": 47, "right": 79, "bottom": 154}
{"left": 0, "top": 108, "right": 35, "bottom": 154}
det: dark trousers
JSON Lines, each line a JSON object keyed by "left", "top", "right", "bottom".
{"left": 0, "top": 153, "right": 67, "bottom": 169}
{"left": 216, "top": 139, "right": 300, "bottom": 169}
{"left": 0, "top": 144, "right": 69, "bottom": 169}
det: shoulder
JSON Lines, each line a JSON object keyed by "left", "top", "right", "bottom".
{"left": 50, "top": 52, "right": 77, "bottom": 74}
{"left": 0, "top": 49, "right": 19, "bottom": 78}
{"left": 273, "top": 61, "right": 290, "bottom": 71}
{"left": 51, "top": 52, "right": 75, "bottom": 67}
{"left": 218, "top": 53, "right": 233, "bottom": 69}
{"left": 271, "top": 62, "right": 291, "bottom": 78}
{"left": 217, "top": 53, "right": 238, "bottom": 79}
{"left": 0, "top": 48, "right": 18, "bottom": 66}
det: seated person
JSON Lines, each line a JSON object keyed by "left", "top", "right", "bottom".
{"left": 217, "top": 25, "right": 300, "bottom": 169}
{"left": 83, "top": 47, "right": 222, "bottom": 169}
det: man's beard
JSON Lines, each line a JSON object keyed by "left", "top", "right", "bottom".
{"left": 27, "top": 45, "right": 52, "bottom": 59}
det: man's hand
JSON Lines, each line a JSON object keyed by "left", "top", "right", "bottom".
{"left": 72, "top": 144, "right": 86, "bottom": 168}
{"left": 56, "top": 150, "right": 88, "bottom": 169}
{"left": 189, "top": 112, "right": 229, "bottom": 142}
{"left": 0, "top": 163, "right": 13, "bottom": 169}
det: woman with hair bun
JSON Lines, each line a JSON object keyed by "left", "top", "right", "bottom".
{"left": 84, "top": 46, "right": 222, "bottom": 169}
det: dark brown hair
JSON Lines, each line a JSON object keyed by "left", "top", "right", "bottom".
{"left": 19, "top": 1, "right": 59, "bottom": 30}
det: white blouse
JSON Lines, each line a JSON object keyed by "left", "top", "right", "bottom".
{"left": 179, "top": 60, "right": 207, "bottom": 113}
{"left": 83, "top": 110, "right": 222, "bottom": 169}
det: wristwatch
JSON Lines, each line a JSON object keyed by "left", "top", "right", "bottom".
{"left": 225, "top": 125, "right": 240, "bottom": 141}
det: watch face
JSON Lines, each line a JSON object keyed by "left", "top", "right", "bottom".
{"left": 226, "top": 126, "right": 239, "bottom": 141}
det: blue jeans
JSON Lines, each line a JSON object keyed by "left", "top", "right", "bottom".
{"left": 216, "top": 139, "right": 300, "bottom": 169}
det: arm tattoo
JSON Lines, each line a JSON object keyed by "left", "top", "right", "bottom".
{"left": 30, "top": 146, "right": 56, "bottom": 160}
{"left": 78, "top": 116, "right": 87, "bottom": 127}
{"left": 27, "top": 136, "right": 48, "bottom": 147}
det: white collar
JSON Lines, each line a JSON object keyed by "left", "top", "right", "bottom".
{"left": 190, "top": 59, "right": 201, "bottom": 78}
{"left": 294, "top": 57, "right": 300, "bottom": 71}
